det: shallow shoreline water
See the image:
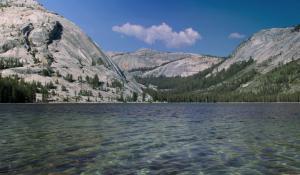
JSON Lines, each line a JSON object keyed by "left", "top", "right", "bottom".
{"left": 0, "top": 103, "right": 299, "bottom": 174}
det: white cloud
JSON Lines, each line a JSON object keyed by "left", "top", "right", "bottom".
{"left": 228, "top": 32, "right": 246, "bottom": 39}
{"left": 112, "top": 23, "right": 201, "bottom": 48}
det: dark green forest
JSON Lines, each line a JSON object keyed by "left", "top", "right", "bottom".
{"left": 138, "top": 59, "right": 300, "bottom": 102}
{"left": 0, "top": 57, "right": 23, "bottom": 70}
{"left": 0, "top": 75, "right": 49, "bottom": 103}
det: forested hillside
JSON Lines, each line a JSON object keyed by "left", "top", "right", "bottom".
{"left": 0, "top": 75, "right": 49, "bottom": 103}
{"left": 139, "top": 59, "right": 300, "bottom": 102}
{"left": 134, "top": 25, "right": 300, "bottom": 102}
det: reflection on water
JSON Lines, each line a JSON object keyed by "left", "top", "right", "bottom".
{"left": 0, "top": 103, "right": 299, "bottom": 175}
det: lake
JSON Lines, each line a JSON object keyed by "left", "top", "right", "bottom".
{"left": 0, "top": 103, "right": 299, "bottom": 175}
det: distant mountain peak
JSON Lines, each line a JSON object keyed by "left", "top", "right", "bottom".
{"left": 136, "top": 48, "right": 158, "bottom": 53}
{"left": 0, "top": 0, "right": 43, "bottom": 9}
{"left": 110, "top": 49, "right": 223, "bottom": 77}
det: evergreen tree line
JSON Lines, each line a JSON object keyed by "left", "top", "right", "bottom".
{"left": 128, "top": 66, "right": 157, "bottom": 73}
{"left": 0, "top": 57, "right": 23, "bottom": 70}
{"left": 84, "top": 74, "right": 105, "bottom": 89}
{"left": 0, "top": 75, "right": 49, "bottom": 103}
{"left": 137, "top": 59, "right": 254, "bottom": 93}
{"left": 139, "top": 59, "right": 300, "bottom": 102}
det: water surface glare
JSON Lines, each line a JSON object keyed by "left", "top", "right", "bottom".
{"left": 0, "top": 103, "right": 299, "bottom": 175}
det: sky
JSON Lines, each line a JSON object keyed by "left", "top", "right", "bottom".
{"left": 38, "top": 0, "right": 300, "bottom": 57}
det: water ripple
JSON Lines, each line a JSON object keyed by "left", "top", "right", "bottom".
{"left": 0, "top": 103, "right": 299, "bottom": 174}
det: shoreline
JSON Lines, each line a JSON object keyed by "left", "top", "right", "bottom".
{"left": 0, "top": 102, "right": 299, "bottom": 105}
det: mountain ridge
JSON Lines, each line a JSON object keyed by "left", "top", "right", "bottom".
{"left": 1, "top": 0, "right": 299, "bottom": 102}
{"left": 132, "top": 25, "right": 300, "bottom": 102}
{"left": 215, "top": 26, "right": 300, "bottom": 74}
{"left": 109, "top": 49, "right": 223, "bottom": 78}
{"left": 110, "top": 25, "right": 300, "bottom": 79}
{"left": 0, "top": 0, "right": 144, "bottom": 102}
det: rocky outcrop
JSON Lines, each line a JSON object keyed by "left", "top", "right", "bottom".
{"left": 109, "top": 49, "right": 223, "bottom": 77}
{"left": 0, "top": 0, "right": 144, "bottom": 102}
{"left": 215, "top": 26, "right": 300, "bottom": 73}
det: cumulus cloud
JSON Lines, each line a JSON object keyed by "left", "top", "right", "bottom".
{"left": 112, "top": 23, "right": 201, "bottom": 48}
{"left": 228, "top": 32, "right": 246, "bottom": 39}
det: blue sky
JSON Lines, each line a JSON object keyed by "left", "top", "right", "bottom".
{"left": 38, "top": 0, "right": 300, "bottom": 56}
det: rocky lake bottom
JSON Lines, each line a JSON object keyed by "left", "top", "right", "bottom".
{"left": 0, "top": 103, "right": 299, "bottom": 175}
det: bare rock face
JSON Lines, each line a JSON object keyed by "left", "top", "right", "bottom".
{"left": 1, "top": 0, "right": 44, "bottom": 9}
{"left": 109, "top": 49, "right": 223, "bottom": 77}
{"left": 216, "top": 27, "right": 300, "bottom": 73}
{"left": 0, "top": 0, "right": 143, "bottom": 102}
